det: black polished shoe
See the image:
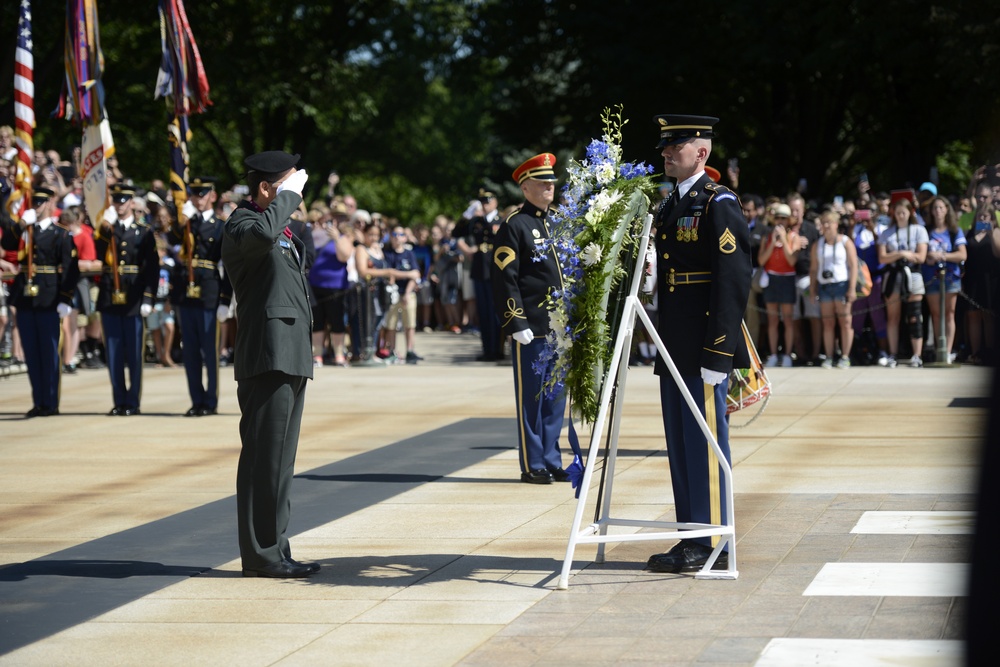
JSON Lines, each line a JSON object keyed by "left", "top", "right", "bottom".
{"left": 185, "top": 406, "right": 202, "bottom": 417}
{"left": 108, "top": 406, "right": 124, "bottom": 416}
{"left": 25, "top": 407, "right": 41, "bottom": 418}
{"left": 37, "top": 407, "right": 59, "bottom": 417}
{"left": 199, "top": 407, "right": 217, "bottom": 416}
{"left": 646, "top": 542, "right": 728, "bottom": 573}
{"left": 123, "top": 407, "right": 141, "bottom": 416}
{"left": 242, "top": 558, "right": 316, "bottom": 579}
{"left": 549, "top": 468, "right": 571, "bottom": 482}
{"left": 520, "top": 469, "right": 554, "bottom": 484}
{"left": 286, "top": 557, "right": 321, "bottom": 574}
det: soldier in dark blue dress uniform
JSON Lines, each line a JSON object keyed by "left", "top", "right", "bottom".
{"left": 645, "top": 115, "right": 751, "bottom": 573}
{"left": 491, "top": 153, "right": 568, "bottom": 484}
{"left": 173, "top": 177, "right": 232, "bottom": 416}
{"left": 471, "top": 189, "right": 503, "bottom": 361}
{"left": 12, "top": 187, "right": 79, "bottom": 417}
{"left": 94, "top": 184, "right": 160, "bottom": 416}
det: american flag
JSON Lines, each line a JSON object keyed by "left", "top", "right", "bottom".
{"left": 10, "top": 0, "right": 34, "bottom": 217}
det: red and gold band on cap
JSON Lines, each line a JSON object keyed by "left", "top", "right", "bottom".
{"left": 512, "top": 153, "right": 557, "bottom": 184}
{"left": 654, "top": 114, "right": 719, "bottom": 148}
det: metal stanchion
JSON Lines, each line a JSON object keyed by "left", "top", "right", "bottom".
{"left": 927, "top": 263, "right": 959, "bottom": 368}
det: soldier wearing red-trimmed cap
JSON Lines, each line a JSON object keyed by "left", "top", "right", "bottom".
{"left": 491, "top": 153, "right": 568, "bottom": 484}
{"left": 12, "top": 187, "right": 79, "bottom": 417}
{"left": 646, "top": 114, "right": 751, "bottom": 574}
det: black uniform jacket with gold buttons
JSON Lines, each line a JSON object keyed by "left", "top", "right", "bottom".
{"left": 170, "top": 211, "right": 232, "bottom": 309}
{"left": 93, "top": 218, "right": 160, "bottom": 317}
{"left": 491, "top": 201, "right": 562, "bottom": 336}
{"left": 653, "top": 174, "right": 751, "bottom": 377}
{"left": 12, "top": 221, "right": 79, "bottom": 311}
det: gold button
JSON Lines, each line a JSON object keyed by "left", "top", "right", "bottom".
{"left": 120, "top": 260, "right": 126, "bottom": 265}
{"left": 121, "top": 242, "right": 127, "bottom": 247}
{"left": 669, "top": 286, "right": 675, "bottom": 293}
{"left": 669, "top": 267, "right": 675, "bottom": 272}
{"left": 661, "top": 234, "right": 667, "bottom": 240}
{"left": 663, "top": 253, "right": 669, "bottom": 260}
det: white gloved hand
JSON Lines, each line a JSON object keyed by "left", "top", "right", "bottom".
{"left": 103, "top": 207, "right": 118, "bottom": 224}
{"left": 512, "top": 329, "right": 534, "bottom": 346}
{"left": 56, "top": 303, "right": 72, "bottom": 318}
{"left": 21, "top": 209, "right": 37, "bottom": 226}
{"left": 181, "top": 200, "right": 198, "bottom": 220}
{"left": 216, "top": 304, "right": 230, "bottom": 322}
{"left": 140, "top": 303, "right": 153, "bottom": 318}
{"left": 701, "top": 367, "right": 728, "bottom": 386}
{"left": 276, "top": 169, "right": 308, "bottom": 196}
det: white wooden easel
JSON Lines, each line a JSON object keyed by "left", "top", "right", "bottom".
{"left": 556, "top": 213, "right": 738, "bottom": 589}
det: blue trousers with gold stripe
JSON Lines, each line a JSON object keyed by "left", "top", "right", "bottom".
{"left": 179, "top": 305, "right": 220, "bottom": 410}
{"left": 103, "top": 313, "right": 145, "bottom": 410}
{"left": 659, "top": 373, "right": 731, "bottom": 550}
{"left": 512, "top": 338, "right": 566, "bottom": 473}
{"left": 17, "top": 309, "right": 62, "bottom": 412}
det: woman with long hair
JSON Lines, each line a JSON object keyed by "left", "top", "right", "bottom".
{"left": 877, "top": 198, "right": 929, "bottom": 367}
{"left": 810, "top": 211, "right": 858, "bottom": 368}
{"left": 922, "top": 196, "right": 967, "bottom": 362}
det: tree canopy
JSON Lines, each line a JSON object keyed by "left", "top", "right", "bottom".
{"left": 3, "top": 0, "right": 999, "bottom": 220}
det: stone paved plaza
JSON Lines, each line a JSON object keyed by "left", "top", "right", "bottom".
{"left": 0, "top": 331, "right": 986, "bottom": 665}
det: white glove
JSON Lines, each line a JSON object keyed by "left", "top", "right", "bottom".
{"left": 216, "top": 304, "right": 230, "bottom": 322}
{"left": 701, "top": 367, "right": 728, "bottom": 386}
{"left": 140, "top": 303, "right": 153, "bottom": 318}
{"left": 512, "top": 329, "right": 534, "bottom": 346}
{"left": 21, "top": 209, "right": 37, "bottom": 226}
{"left": 57, "top": 303, "right": 72, "bottom": 318}
{"left": 276, "top": 169, "right": 308, "bottom": 196}
{"left": 103, "top": 207, "right": 118, "bottom": 224}
{"left": 181, "top": 200, "right": 198, "bottom": 220}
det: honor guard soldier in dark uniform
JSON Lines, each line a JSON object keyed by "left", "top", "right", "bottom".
{"left": 13, "top": 187, "right": 79, "bottom": 417}
{"left": 645, "top": 115, "right": 751, "bottom": 573}
{"left": 223, "top": 151, "right": 319, "bottom": 579}
{"left": 492, "top": 153, "right": 568, "bottom": 484}
{"left": 94, "top": 183, "right": 160, "bottom": 416}
{"left": 471, "top": 189, "right": 503, "bottom": 361}
{"left": 173, "top": 177, "right": 233, "bottom": 416}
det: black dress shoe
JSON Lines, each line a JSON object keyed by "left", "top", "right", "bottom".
{"left": 37, "top": 407, "right": 59, "bottom": 417}
{"left": 520, "top": 469, "right": 553, "bottom": 484}
{"left": 646, "top": 542, "right": 728, "bottom": 573}
{"left": 549, "top": 468, "right": 571, "bottom": 482}
{"left": 286, "top": 557, "right": 321, "bottom": 574}
{"left": 108, "top": 406, "right": 123, "bottom": 416}
{"left": 185, "top": 406, "right": 202, "bottom": 417}
{"left": 199, "top": 407, "right": 218, "bottom": 416}
{"left": 242, "top": 559, "right": 316, "bottom": 579}
{"left": 123, "top": 407, "right": 141, "bottom": 416}
{"left": 25, "top": 407, "right": 41, "bottom": 418}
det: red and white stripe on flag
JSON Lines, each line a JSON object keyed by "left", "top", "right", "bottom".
{"left": 11, "top": 0, "right": 35, "bottom": 218}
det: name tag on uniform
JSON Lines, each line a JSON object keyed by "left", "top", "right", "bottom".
{"left": 279, "top": 240, "right": 291, "bottom": 249}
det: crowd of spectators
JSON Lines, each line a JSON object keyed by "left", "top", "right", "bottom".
{"left": 5, "top": 127, "right": 1000, "bottom": 383}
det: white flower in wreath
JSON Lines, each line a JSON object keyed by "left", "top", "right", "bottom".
{"left": 585, "top": 189, "right": 624, "bottom": 224}
{"left": 580, "top": 242, "right": 603, "bottom": 267}
{"left": 549, "top": 309, "right": 572, "bottom": 352}
{"left": 595, "top": 163, "right": 616, "bottom": 186}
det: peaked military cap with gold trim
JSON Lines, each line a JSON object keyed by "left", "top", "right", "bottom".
{"left": 512, "top": 153, "right": 557, "bottom": 184}
{"left": 32, "top": 187, "right": 55, "bottom": 205}
{"left": 653, "top": 114, "right": 719, "bottom": 148}
{"left": 110, "top": 183, "right": 136, "bottom": 202}
{"left": 189, "top": 177, "right": 216, "bottom": 196}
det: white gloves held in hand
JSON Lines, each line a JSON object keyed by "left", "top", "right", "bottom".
{"left": 181, "top": 200, "right": 198, "bottom": 220}
{"left": 512, "top": 329, "right": 534, "bottom": 346}
{"left": 56, "top": 303, "right": 72, "bottom": 318}
{"left": 276, "top": 169, "right": 308, "bottom": 196}
{"left": 103, "top": 207, "right": 118, "bottom": 225}
{"left": 140, "top": 304, "right": 153, "bottom": 318}
{"left": 216, "top": 305, "right": 230, "bottom": 322}
{"left": 701, "top": 367, "right": 728, "bottom": 386}
{"left": 21, "top": 209, "right": 37, "bottom": 226}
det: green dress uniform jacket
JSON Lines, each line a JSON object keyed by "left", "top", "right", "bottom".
{"left": 222, "top": 191, "right": 313, "bottom": 382}
{"left": 653, "top": 174, "right": 751, "bottom": 377}
{"left": 491, "top": 201, "right": 562, "bottom": 336}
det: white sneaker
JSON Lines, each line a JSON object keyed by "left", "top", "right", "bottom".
{"left": 836, "top": 356, "right": 851, "bottom": 369}
{"left": 765, "top": 354, "right": 778, "bottom": 368}
{"left": 885, "top": 355, "right": 897, "bottom": 368}
{"left": 877, "top": 353, "right": 889, "bottom": 367}
{"left": 821, "top": 357, "right": 833, "bottom": 369}
{"left": 781, "top": 354, "right": 793, "bottom": 367}
{"left": 909, "top": 354, "right": 923, "bottom": 368}
{"left": 948, "top": 352, "right": 957, "bottom": 364}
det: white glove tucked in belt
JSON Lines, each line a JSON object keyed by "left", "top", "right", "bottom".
{"left": 216, "top": 304, "right": 230, "bottom": 322}
{"left": 56, "top": 303, "right": 72, "bottom": 318}
{"left": 140, "top": 303, "right": 153, "bottom": 318}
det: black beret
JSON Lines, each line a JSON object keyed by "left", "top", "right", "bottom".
{"left": 243, "top": 151, "right": 299, "bottom": 174}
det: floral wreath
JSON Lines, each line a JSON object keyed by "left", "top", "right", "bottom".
{"left": 533, "top": 105, "right": 657, "bottom": 426}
